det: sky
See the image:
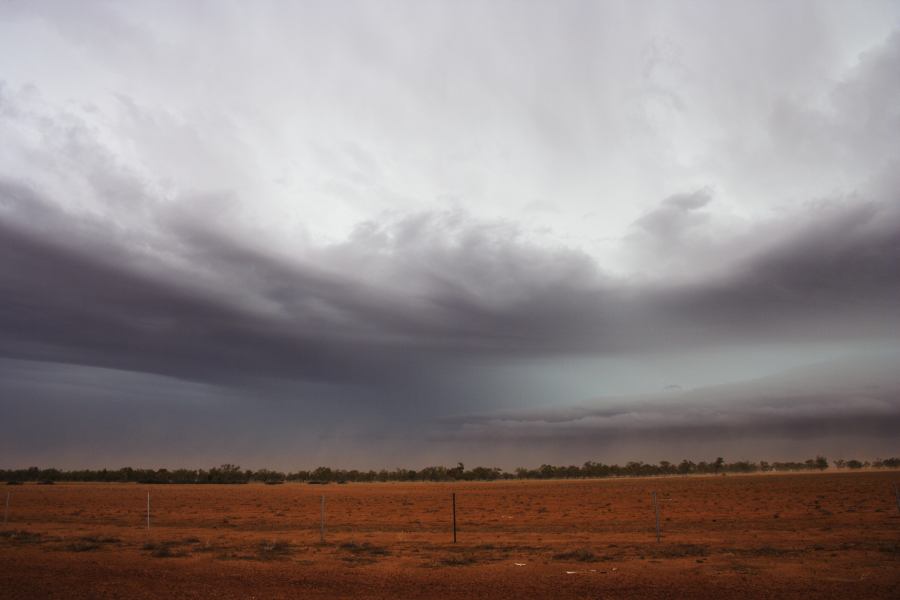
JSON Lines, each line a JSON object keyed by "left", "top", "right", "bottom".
{"left": 1, "top": 0, "right": 898, "bottom": 470}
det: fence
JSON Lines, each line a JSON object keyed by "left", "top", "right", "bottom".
{"left": 2, "top": 474, "right": 899, "bottom": 548}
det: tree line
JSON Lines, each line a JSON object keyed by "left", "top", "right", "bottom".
{"left": 2, "top": 456, "right": 898, "bottom": 484}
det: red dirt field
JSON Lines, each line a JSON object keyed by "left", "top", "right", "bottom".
{"left": 1, "top": 471, "right": 899, "bottom": 599}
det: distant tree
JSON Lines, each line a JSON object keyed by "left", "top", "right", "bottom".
{"left": 311, "top": 466, "right": 334, "bottom": 481}
{"left": 252, "top": 469, "right": 285, "bottom": 483}
{"left": 538, "top": 464, "right": 556, "bottom": 479}
{"left": 677, "top": 460, "right": 694, "bottom": 475}
{"left": 730, "top": 461, "right": 756, "bottom": 473}
{"left": 208, "top": 464, "right": 246, "bottom": 484}
{"left": 5, "top": 454, "right": 892, "bottom": 485}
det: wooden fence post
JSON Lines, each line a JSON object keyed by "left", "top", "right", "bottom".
{"left": 653, "top": 491, "right": 661, "bottom": 542}
{"left": 320, "top": 495, "right": 326, "bottom": 543}
{"left": 452, "top": 492, "right": 457, "bottom": 544}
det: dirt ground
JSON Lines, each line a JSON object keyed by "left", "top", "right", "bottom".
{"left": 1, "top": 470, "right": 898, "bottom": 599}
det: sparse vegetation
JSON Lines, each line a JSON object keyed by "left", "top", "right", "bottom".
{"left": 553, "top": 548, "right": 598, "bottom": 562}
{"left": 143, "top": 541, "right": 191, "bottom": 558}
{"left": 438, "top": 553, "right": 479, "bottom": 566}
{"left": 3, "top": 455, "right": 896, "bottom": 484}
{"left": 63, "top": 535, "right": 120, "bottom": 551}
{"left": 65, "top": 540, "right": 101, "bottom": 552}
{"left": 257, "top": 540, "right": 295, "bottom": 560}
{"left": 651, "top": 544, "right": 708, "bottom": 558}
{"left": 339, "top": 541, "right": 390, "bottom": 557}
{"left": 878, "top": 543, "right": 900, "bottom": 554}
{"left": 82, "top": 535, "right": 120, "bottom": 544}
{"left": 0, "top": 529, "right": 42, "bottom": 543}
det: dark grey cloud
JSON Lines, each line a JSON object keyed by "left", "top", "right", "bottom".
{"left": 0, "top": 199, "right": 401, "bottom": 385}
{"left": 2, "top": 174, "right": 899, "bottom": 390}
{"left": 665, "top": 197, "right": 900, "bottom": 344}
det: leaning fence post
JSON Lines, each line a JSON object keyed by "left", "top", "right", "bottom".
{"left": 320, "top": 495, "right": 326, "bottom": 543}
{"left": 652, "top": 491, "right": 661, "bottom": 542}
{"left": 452, "top": 492, "right": 457, "bottom": 543}
{"left": 146, "top": 490, "right": 151, "bottom": 530}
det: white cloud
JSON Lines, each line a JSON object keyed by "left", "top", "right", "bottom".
{"left": 2, "top": 2, "right": 897, "bottom": 269}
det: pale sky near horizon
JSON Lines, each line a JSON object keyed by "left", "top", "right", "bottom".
{"left": 1, "top": 1, "right": 898, "bottom": 469}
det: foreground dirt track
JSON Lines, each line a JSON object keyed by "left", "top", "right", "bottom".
{"left": 1, "top": 471, "right": 899, "bottom": 598}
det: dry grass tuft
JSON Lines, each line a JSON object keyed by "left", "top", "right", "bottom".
{"left": 651, "top": 544, "right": 709, "bottom": 558}
{"left": 143, "top": 540, "right": 190, "bottom": 558}
{"left": 339, "top": 541, "right": 390, "bottom": 556}
{"left": 439, "top": 553, "right": 479, "bottom": 566}
{"left": 257, "top": 540, "right": 295, "bottom": 560}
{"left": 0, "top": 530, "right": 42, "bottom": 544}
{"left": 553, "top": 548, "right": 598, "bottom": 562}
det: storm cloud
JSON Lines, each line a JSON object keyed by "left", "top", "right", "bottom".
{"left": 1, "top": 1, "right": 898, "bottom": 468}
{"left": 2, "top": 177, "right": 898, "bottom": 385}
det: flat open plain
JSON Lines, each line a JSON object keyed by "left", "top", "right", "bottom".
{"left": 1, "top": 471, "right": 898, "bottom": 598}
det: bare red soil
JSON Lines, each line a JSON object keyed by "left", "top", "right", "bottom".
{"left": 1, "top": 471, "right": 899, "bottom": 598}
